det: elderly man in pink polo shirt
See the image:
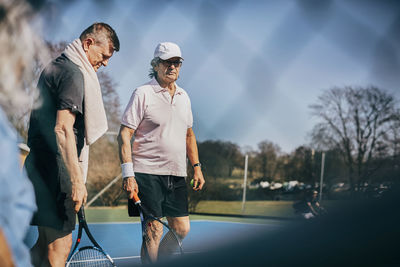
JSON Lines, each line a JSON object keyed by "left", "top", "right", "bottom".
{"left": 118, "top": 42, "right": 205, "bottom": 262}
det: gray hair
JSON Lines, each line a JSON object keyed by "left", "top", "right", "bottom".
{"left": 148, "top": 57, "right": 161, "bottom": 79}
{"left": 0, "top": 0, "right": 49, "bottom": 115}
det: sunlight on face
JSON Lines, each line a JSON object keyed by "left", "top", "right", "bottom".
{"left": 154, "top": 57, "right": 182, "bottom": 85}
{"left": 86, "top": 39, "right": 114, "bottom": 72}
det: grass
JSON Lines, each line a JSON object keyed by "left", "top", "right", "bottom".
{"left": 85, "top": 199, "right": 346, "bottom": 224}
{"left": 85, "top": 206, "right": 290, "bottom": 225}
{"left": 85, "top": 200, "right": 298, "bottom": 224}
{"left": 194, "top": 200, "right": 296, "bottom": 218}
{"left": 85, "top": 206, "right": 138, "bottom": 223}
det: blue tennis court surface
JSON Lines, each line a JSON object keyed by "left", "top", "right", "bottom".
{"left": 26, "top": 220, "right": 285, "bottom": 266}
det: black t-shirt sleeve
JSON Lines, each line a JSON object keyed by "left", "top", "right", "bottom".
{"left": 56, "top": 69, "right": 84, "bottom": 114}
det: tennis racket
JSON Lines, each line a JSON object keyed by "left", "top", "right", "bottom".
{"left": 66, "top": 206, "right": 115, "bottom": 267}
{"left": 132, "top": 192, "right": 184, "bottom": 263}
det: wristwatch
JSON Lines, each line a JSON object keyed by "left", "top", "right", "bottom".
{"left": 193, "top": 163, "right": 202, "bottom": 168}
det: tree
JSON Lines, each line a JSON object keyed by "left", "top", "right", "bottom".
{"left": 256, "top": 140, "right": 281, "bottom": 180}
{"left": 221, "top": 141, "right": 242, "bottom": 177}
{"left": 283, "top": 146, "right": 313, "bottom": 183}
{"left": 198, "top": 140, "right": 243, "bottom": 178}
{"left": 309, "top": 86, "right": 400, "bottom": 191}
{"left": 97, "top": 72, "right": 121, "bottom": 132}
{"left": 86, "top": 136, "right": 123, "bottom": 206}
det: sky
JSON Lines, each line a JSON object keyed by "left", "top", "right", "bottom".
{"left": 34, "top": 0, "right": 400, "bottom": 153}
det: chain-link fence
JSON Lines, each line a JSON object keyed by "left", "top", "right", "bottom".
{"left": 34, "top": 0, "right": 400, "bottom": 149}
{"left": 11, "top": 0, "right": 400, "bottom": 217}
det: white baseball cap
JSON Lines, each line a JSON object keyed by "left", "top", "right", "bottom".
{"left": 154, "top": 42, "right": 184, "bottom": 60}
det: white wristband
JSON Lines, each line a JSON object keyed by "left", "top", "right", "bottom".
{"left": 121, "top": 162, "right": 135, "bottom": 178}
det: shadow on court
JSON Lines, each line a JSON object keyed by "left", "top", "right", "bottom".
{"left": 25, "top": 187, "right": 400, "bottom": 266}
{"left": 153, "top": 187, "right": 400, "bottom": 267}
{"left": 25, "top": 220, "right": 284, "bottom": 266}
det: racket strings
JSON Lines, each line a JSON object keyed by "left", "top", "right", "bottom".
{"left": 158, "top": 229, "right": 183, "bottom": 259}
{"left": 141, "top": 219, "right": 183, "bottom": 262}
{"left": 68, "top": 248, "right": 113, "bottom": 267}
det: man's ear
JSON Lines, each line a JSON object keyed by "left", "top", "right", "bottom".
{"left": 82, "top": 38, "right": 94, "bottom": 52}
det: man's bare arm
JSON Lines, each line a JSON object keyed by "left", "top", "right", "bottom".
{"left": 0, "top": 229, "right": 14, "bottom": 267}
{"left": 117, "top": 125, "right": 138, "bottom": 199}
{"left": 186, "top": 128, "right": 205, "bottom": 190}
{"left": 117, "top": 125, "right": 135, "bottom": 163}
{"left": 54, "top": 109, "right": 87, "bottom": 213}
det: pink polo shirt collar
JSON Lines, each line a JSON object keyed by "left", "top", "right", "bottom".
{"left": 150, "top": 78, "right": 184, "bottom": 95}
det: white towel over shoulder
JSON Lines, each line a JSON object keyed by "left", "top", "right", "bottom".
{"left": 63, "top": 38, "right": 108, "bottom": 182}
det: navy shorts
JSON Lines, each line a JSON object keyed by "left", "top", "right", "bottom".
{"left": 128, "top": 173, "right": 188, "bottom": 218}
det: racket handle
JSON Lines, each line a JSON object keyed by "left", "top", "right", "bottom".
{"left": 132, "top": 192, "right": 141, "bottom": 205}
{"left": 78, "top": 205, "right": 85, "bottom": 220}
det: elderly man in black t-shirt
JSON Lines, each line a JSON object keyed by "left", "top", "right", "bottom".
{"left": 25, "top": 23, "right": 119, "bottom": 266}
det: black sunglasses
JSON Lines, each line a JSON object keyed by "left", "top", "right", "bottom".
{"left": 160, "top": 59, "right": 183, "bottom": 67}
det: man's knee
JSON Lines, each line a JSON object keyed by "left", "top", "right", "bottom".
{"left": 175, "top": 223, "right": 190, "bottom": 239}
{"left": 168, "top": 217, "right": 190, "bottom": 239}
{"left": 41, "top": 227, "right": 72, "bottom": 258}
{"left": 47, "top": 235, "right": 72, "bottom": 254}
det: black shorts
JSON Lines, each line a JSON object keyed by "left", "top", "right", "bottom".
{"left": 128, "top": 173, "right": 188, "bottom": 218}
{"left": 24, "top": 149, "right": 76, "bottom": 232}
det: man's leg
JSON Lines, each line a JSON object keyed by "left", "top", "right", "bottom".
{"left": 158, "top": 216, "right": 190, "bottom": 259}
{"left": 31, "top": 226, "right": 72, "bottom": 267}
{"left": 141, "top": 219, "right": 163, "bottom": 263}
